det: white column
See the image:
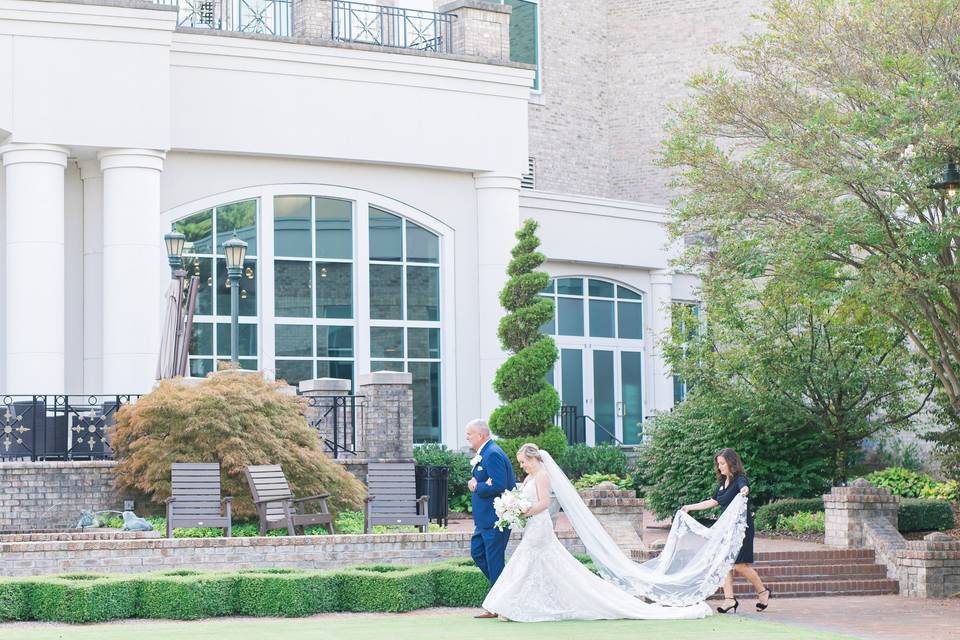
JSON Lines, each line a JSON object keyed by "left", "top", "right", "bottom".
{"left": 474, "top": 171, "right": 521, "bottom": 421}
{"left": 79, "top": 160, "right": 104, "bottom": 395}
{"left": 649, "top": 269, "right": 674, "bottom": 412}
{"left": 98, "top": 149, "right": 165, "bottom": 394}
{"left": 1, "top": 143, "right": 70, "bottom": 394}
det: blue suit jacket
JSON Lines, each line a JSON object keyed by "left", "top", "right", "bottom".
{"left": 471, "top": 440, "right": 517, "bottom": 529}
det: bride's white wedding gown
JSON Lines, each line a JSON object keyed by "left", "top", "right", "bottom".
{"left": 481, "top": 477, "right": 712, "bottom": 622}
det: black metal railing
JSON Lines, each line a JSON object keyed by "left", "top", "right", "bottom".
{"left": 0, "top": 395, "right": 139, "bottom": 462}
{"left": 585, "top": 415, "right": 623, "bottom": 446}
{"left": 161, "top": 0, "right": 292, "bottom": 36}
{"left": 557, "top": 404, "right": 584, "bottom": 445}
{"left": 305, "top": 395, "right": 362, "bottom": 458}
{"left": 332, "top": 1, "right": 453, "bottom": 53}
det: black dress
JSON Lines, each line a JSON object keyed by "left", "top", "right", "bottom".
{"left": 713, "top": 473, "right": 754, "bottom": 564}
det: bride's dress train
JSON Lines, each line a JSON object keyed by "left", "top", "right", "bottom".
{"left": 481, "top": 478, "right": 712, "bottom": 622}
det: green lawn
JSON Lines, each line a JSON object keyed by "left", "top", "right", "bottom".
{"left": 2, "top": 611, "right": 859, "bottom": 640}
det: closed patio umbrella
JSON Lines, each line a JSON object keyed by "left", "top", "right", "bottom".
{"left": 156, "top": 280, "right": 180, "bottom": 379}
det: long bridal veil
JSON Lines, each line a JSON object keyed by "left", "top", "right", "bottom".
{"left": 540, "top": 450, "right": 748, "bottom": 607}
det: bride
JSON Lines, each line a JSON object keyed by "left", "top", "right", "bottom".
{"left": 482, "top": 443, "right": 748, "bottom": 622}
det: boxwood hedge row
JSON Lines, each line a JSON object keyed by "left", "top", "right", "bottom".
{"left": 0, "top": 560, "right": 491, "bottom": 623}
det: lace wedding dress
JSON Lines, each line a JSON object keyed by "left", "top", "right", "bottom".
{"left": 481, "top": 473, "right": 713, "bottom": 622}
{"left": 481, "top": 451, "right": 749, "bottom": 622}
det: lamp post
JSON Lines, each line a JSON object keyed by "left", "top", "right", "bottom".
{"left": 931, "top": 160, "right": 960, "bottom": 199}
{"left": 222, "top": 233, "right": 248, "bottom": 365}
{"left": 163, "top": 230, "right": 186, "bottom": 278}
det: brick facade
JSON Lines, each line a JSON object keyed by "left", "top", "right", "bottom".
{"left": 578, "top": 482, "right": 647, "bottom": 559}
{"left": 824, "top": 478, "right": 900, "bottom": 549}
{"left": 528, "top": 0, "right": 766, "bottom": 205}
{"left": 0, "top": 529, "right": 586, "bottom": 577}
{"left": 0, "top": 461, "right": 121, "bottom": 532}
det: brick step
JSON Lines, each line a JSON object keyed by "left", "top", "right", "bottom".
{"left": 751, "top": 550, "right": 876, "bottom": 564}
{"left": 747, "top": 563, "right": 888, "bottom": 580}
{"left": 717, "top": 578, "right": 899, "bottom": 598}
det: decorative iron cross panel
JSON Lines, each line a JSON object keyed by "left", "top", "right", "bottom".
{"left": 0, "top": 407, "right": 29, "bottom": 453}
{"left": 178, "top": 0, "right": 220, "bottom": 28}
{"left": 71, "top": 409, "right": 107, "bottom": 452}
{"left": 238, "top": 0, "right": 276, "bottom": 34}
{"left": 404, "top": 16, "right": 440, "bottom": 51}
{"left": 349, "top": 7, "right": 385, "bottom": 45}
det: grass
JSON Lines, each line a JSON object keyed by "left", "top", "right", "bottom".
{"left": 1, "top": 611, "right": 859, "bottom": 640}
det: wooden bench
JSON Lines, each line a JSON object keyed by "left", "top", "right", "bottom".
{"left": 364, "top": 461, "right": 429, "bottom": 534}
{"left": 244, "top": 464, "right": 334, "bottom": 536}
{"left": 165, "top": 462, "right": 232, "bottom": 538}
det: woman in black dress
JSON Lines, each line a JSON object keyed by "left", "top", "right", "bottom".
{"left": 681, "top": 448, "right": 771, "bottom": 614}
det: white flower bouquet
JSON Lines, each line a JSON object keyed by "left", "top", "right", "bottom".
{"left": 493, "top": 487, "right": 532, "bottom": 532}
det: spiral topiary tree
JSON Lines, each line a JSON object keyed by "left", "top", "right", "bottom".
{"left": 489, "top": 219, "right": 561, "bottom": 442}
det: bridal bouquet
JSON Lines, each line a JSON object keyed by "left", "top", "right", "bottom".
{"left": 493, "top": 487, "right": 532, "bottom": 532}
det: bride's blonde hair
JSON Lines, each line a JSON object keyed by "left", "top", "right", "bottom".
{"left": 517, "top": 443, "right": 544, "bottom": 461}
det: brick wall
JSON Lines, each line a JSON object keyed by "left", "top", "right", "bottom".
{"left": 0, "top": 529, "right": 587, "bottom": 577}
{"left": 898, "top": 533, "right": 960, "bottom": 598}
{"left": 0, "top": 461, "right": 121, "bottom": 532}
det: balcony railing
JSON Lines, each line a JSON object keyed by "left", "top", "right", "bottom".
{"left": 332, "top": 1, "right": 453, "bottom": 53}
{"left": 159, "top": 0, "right": 293, "bottom": 36}
{"left": 0, "top": 395, "right": 140, "bottom": 462}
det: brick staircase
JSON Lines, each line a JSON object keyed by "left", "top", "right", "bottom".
{"left": 717, "top": 549, "right": 899, "bottom": 599}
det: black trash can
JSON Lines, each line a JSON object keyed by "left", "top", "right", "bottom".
{"left": 415, "top": 464, "right": 449, "bottom": 527}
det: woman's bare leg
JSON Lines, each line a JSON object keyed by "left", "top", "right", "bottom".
{"left": 734, "top": 564, "right": 768, "bottom": 604}
{"left": 722, "top": 570, "right": 736, "bottom": 605}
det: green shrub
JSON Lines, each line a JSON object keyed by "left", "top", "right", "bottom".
{"left": 235, "top": 570, "right": 339, "bottom": 617}
{"left": 573, "top": 473, "right": 632, "bottom": 491}
{"left": 337, "top": 566, "right": 435, "bottom": 612}
{"left": 755, "top": 498, "right": 825, "bottom": 531}
{"left": 0, "top": 580, "right": 30, "bottom": 621}
{"left": 489, "top": 220, "right": 561, "bottom": 439}
{"left": 865, "top": 467, "right": 939, "bottom": 498}
{"left": 898, "top": 498, "right": 956, "bottom": 532}
{"left": 138, "top": 572, "right": 236, "bottom": 619}
{"left": 558, "top": 444, "right": 629, "bottom": 479}
{"left": 413, "top": 443, "right": 473, "bottom": 510}
{"left": 498, "top": 426, "right": 569, "bottom": 478}
{"left": 29, "top": 574, "right": 138, "bottom": 623}
{"left": 920, "top": 479, "right": 960, "bottom": 502}
{"left": 433, "top": 565, "right": 489, "bottom": 607}
{"left": 775, "top": 511, "right": 825, "bottom": 534}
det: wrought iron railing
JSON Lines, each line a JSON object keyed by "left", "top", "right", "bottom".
{"left": 332, "top": 1, "right": 453, "bottom": 53}
{"left": 305, "top": 395, "right": 362, "bottom": 458}
{"left": 158, "top": 0, "right": 292, "bottom": 36}
{"left": 0, "top": 395, "right": 140, "bottom": 462}
{"left": 556, "top": 405, "right": 624, "bottom": 447}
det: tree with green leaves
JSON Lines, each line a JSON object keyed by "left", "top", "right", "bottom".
{"left": 659, "top": 0, "right": 959, "bottom": 476}
{"left": 489, "top": 219, "right": 562, "bottom": 453}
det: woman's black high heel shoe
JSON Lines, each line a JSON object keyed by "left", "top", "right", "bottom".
{"left": 716, "top": 598, "right": 739, "bottom": 614}
{"left": 755, "top": 588, "right": 771, "bottom": 611}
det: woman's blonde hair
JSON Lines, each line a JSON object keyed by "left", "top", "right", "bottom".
{"left": 517, "top": 443, "right": 543, "bottom": 461}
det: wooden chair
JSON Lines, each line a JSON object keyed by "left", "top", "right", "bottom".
{"left": 165, "top": 462, "right": 232, "bottom": 538}
{"left": 364, "top": 461, "right": 429, "bottom": 534}
{"left": 244, "top": 464, "right": 334, "bottom": 535}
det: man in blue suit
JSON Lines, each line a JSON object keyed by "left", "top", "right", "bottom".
{"left": 465, "top": 418, "right": 516, "bottom": 618}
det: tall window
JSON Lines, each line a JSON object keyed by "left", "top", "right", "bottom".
{"left": 177, "top": 200, "right": 259, "bottom": 376}
{"left": 672, "top": 302, "right": 701, "bottom": 405}
{"left": 369, "top": 207, "right": 442, "bottom": 443}
{"left": 273, "top": 196, "right": 355, "bottom": 386}
{"left": 497, "top": 0, "right": 540, "bottom": 91}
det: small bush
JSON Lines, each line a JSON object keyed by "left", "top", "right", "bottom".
{"left": 865, "top": 467, "right": 939, "bottom": 499}
{"left": 573, "top": 473, "right": 632, "bottom": 491}
{"left": 498, "top": 426, "right": 569, "bottom": 478}
{"left": 0, "top": 580, "right": 30, "bottom": 621}
{"left": 755, "top": 498, "right": 825, "bottom": 531}
{"left": 235, "top": 571, "right": 339, "bottom": 617}
{"left": 920, "top": 479, "right": 959, "bottom": 502}
{"left": 29, "top": 575, "right": 138, "bottom": 623}
{"left": 433, "top": 564, "right": 489, "bottom": 607}
{"left": 775, "top": 511, "right": 825, "bottom": 534}
{"left": 558, "top": 444, "right": 629, "bottom": 479}
{"left": 898, "top": 498, "right": 956, "bottom": 532}
{"left": 337, "top": 566, "right": 435, "bottom": 612}
{"left": 138, "top": 572, "right": 236, "bottom": 619}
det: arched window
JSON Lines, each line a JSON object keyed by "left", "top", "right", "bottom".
{"left": 170, "top": 191, "right": 444, "bottom": 443}
{"left": 540, "top": 277, "right": 644, "bottom": 445}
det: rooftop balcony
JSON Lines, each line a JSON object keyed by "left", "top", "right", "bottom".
{"left": 150, "top": 0, "right": 511, "bottom": 61}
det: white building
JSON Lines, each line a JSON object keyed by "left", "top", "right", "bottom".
{"left": 0, "top": 0, "right": 762, "bottom": 449}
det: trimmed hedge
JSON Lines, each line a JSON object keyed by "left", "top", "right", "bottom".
{"left": 755, "top": 498, "right": 825, "bottom": 531}
{"left": 898, "top": 498, "right": 956, "bottom": 532}
{"left": 755, "top": 496, "right": 955, "bottom": 532}
{"left": 0, "top": 560, "right": 490, "bottom": 623}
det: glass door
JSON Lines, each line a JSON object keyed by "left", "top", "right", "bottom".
{"left": 618, "top": 350, "right": 643, "bottom": 444}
